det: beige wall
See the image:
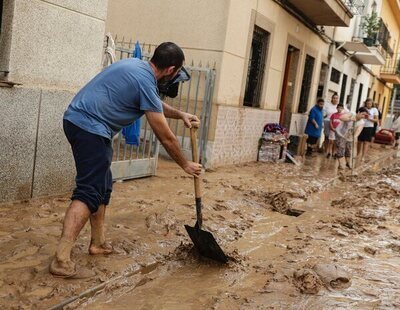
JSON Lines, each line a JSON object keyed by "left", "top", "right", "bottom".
{"left": 220, "top": 0, "right": 330, "bottom": 110}
{"left": 106, "top": 0, "right": 330, "bottom": 111}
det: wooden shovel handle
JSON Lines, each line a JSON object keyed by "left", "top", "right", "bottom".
{"left": 190, "top": 124, "right": 201, "bottom": 199}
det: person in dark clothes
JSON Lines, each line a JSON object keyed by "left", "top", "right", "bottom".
{"left": 305, "top": 99, "right": 324, "bottom": 156}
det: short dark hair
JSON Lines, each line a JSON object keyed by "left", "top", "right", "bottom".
{"left": 317, "top": 98, "right": 324, "bottom": 104}
{"left": 358, "top": 107, "right": 368, "bottom": 113}
{"left": 337, "top": 103, "right": 344, "bottom": 108}
{"left": 332, "top": 93, "right": 339, "bottom": 99}
{"left": 150, "top": 42, "right": 185, "bottom": 70}
{"left": 365, "top": 98, "right": 373, "bottom": 104}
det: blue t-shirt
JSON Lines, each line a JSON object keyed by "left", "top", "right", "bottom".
{"left": 64, "top": 58, "right": 162, "bottom": 139}
{"left": 305, "top": 105, "right": 323, "bottom": 138}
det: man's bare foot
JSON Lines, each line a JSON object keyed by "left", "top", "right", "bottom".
{"left": 50, "top": 258, "right": 96, "bottom": 279}
{"left": 49, "top": 257, "right": 76, "bottom": 277}
{"left": 89, "top": 243, "right": 114, "bottom": 255}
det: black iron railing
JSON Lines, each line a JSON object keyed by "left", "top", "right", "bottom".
{"left": 355, "top": 16, "right": 393, "bottom": 56}
{"left": 340, "top": 0, "right": 365, "bottom": 15}
{"left": 377, "top": 18, "right": 393, "bottom": 55}
{"left": 381, "top": 53, "right": 400, "bottom": 76}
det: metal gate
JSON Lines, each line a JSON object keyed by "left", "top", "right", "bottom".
{"left": 107, "top": 39, "right": 215, "bottom": 181}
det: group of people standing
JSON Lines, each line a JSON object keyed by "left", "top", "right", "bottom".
{"left": 304, "top": 93, "right": 382, "bottom": 169}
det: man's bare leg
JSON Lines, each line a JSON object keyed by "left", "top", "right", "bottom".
{"left": 89, "top": 204, "right": 113, "bottom": 255}
{"left": 50, "top": 200, "right": 91, "bottom": 276}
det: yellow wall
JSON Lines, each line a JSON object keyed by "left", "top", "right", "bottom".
{"left": 370, "top": 79, "right": 391, "bottom": 114}
{"left": 376, "top": 0, "right": 400, "bottom": 119}
{"left": 381, "top": 0, "right": 400, "bottom": 54}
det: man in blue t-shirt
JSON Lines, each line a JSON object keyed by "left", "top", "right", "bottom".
{"left": 50, "top": 42, "right": 202, "bottom": 278}
{"left": 305, "top": 99, "right": 324, "bottom": 156}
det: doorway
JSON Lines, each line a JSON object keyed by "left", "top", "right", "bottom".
{"left": 339, "top": 74, "right": 348, "bottom": 105}
{"left": 317, "top": 63, "right": 329, "bottom": 98}
{"left": 298, "top": 55, "right": 315, "bottom": 113}
{"left": 356, "top": 83, "right": 364, "bottom": 111}
{"left": 279, "top": 45, "right": 300, "bottom": 130}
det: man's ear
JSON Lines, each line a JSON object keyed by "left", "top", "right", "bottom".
{"left": 165, "top": 66, "right": 176, "bottom": 75}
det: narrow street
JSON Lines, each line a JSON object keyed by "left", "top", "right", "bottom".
{"left": 1, "top": 146, "right": 399, "bottom": 309}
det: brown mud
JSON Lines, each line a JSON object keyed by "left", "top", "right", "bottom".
{"left": 0, "top": 146, "right": 399, "bottom": 309}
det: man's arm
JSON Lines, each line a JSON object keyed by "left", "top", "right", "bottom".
{"left": 145, "top": 111, "right": 202, "bottom": 177}
{"left": 309, "top": 109, "right": 318, "bottom": 128}
{"left": 162, "top": 102, "right": 200, "bottom": 128}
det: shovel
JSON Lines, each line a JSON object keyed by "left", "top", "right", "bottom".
{"left": 184, "top": 122, "right": 228, "bottom": 263}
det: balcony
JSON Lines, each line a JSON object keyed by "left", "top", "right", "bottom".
{"left": 354, "top": 17, "right": 393, "bottom": 55}
{"left": 286, "top": 0, "right": 355, "bottom": 26}
{"left": 380, "top": 53, "right": 400, "bottom": 84}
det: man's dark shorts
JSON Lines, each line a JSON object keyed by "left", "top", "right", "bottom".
{"left": 63, "top": 120, "right": 113, "bottom": 213}
{"left": 307, "top": 136, "right": 319, "bottom": 145}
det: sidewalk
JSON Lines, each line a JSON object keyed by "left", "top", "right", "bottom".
{"left": 0, "top": 143, "right": 398, "bottom": 309}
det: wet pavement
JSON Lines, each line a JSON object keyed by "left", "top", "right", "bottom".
{"left": 0, "top": 144, "right": 399, "bottom": 309}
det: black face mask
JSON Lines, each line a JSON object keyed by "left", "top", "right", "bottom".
{"left": 157, "top": 67, "right": 191, "bottom": 98}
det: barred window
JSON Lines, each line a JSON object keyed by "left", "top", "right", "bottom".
{"left": 330, "top": 67, "right": 341, "bottom": 84}
{"left": 298, "top": 55, "right": 315, "bottom": 113}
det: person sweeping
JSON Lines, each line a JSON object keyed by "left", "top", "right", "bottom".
{"left": 50, "top": 42, "right": 202, "bottom": 278}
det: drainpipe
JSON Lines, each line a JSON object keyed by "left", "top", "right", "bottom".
{"left": 323, "top": 27, "right": 337, "bottom": 101}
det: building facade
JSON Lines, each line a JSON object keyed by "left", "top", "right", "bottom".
{"left": 2, "top": 0, "right": 399, "bottom": 203}
{"left": 106, "top": 0, "right": 356, "bottom": 166}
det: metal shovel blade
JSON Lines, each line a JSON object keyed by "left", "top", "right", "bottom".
{"left": 184, "top": 223, "right": 228, "bottom": 263}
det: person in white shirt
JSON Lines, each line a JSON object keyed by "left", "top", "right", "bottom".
{"left": 357, "top": 98, "right": 379, "bottom": 161}
{"left": 323, "top": 93, "right": 349, "bottom": 158}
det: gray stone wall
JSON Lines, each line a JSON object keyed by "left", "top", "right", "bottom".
{"left": 2, "top": 0, "right": 107, "bottom": 89}
{"left": 0, "top": 87, "right": 76, "bottom": 202}
{"left": 0, "top": 0, "right": 108, "bottom": 203}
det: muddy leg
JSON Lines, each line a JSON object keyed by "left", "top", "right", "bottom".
{"left": 357, "top": 142, "right": 363, "bottom": 160}
{"left": 338, "top": 157, "right": 346, "bottom": 170}
{"left": 50, "top": 200, "right": 91, "bottom": 277}
{"left": 362, "top": 142, "right": 370, "bottom": 160}
{"left": 89, "top": 205, "right": 113, "bottom": 255}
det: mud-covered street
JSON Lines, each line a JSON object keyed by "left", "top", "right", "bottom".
{"left": 1, "top": 147, "right": 400, "bottom": 309}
